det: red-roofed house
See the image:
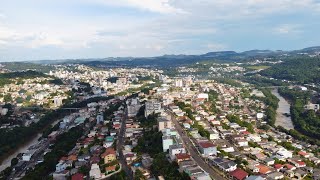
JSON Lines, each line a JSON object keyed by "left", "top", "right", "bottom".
{"left": 71, "top": 173, "right": 84, "bottom": 180}
{"left": 230, "top": 168, "right": 248, "bottom": 180}
{"left": 291, "top": 160, "right": 306, "bottom": 168}
{"left": 284, "top": 164, "right": 296, "bottom": 171}
{"left": 298, "top": 151, "right": 310, "bottom": 158}
{"left": 240, "top": 131, "right": 251, "bottom": 135}
{"left": 175, "top": 153, "right": 191, "bottom": 163}
{"left": 274, "top": 164, "right": 284, "bottom": 172}
{"left": 199, "top": 141, "right": 217, "bottom": 156}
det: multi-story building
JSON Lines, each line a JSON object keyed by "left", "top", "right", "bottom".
{"left": 145, "top": 99, "right": 162, "bottom": 117}
{"left": 127, "top": 98, "right": 142, "bottom": 117}
{"left": 158, "top": 118, "right": 172, "bottom": 131}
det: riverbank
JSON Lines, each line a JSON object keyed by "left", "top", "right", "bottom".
{"left": 271, "top": 88, "right": 294, "bottom": 130}
{"left": 0, "top": 117, "right": 62, "bottom": 172}
{"left": 0, "top": 133, "right": 41, "bottom": 172}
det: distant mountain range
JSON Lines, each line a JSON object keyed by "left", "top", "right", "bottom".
{"left": 29, "top": 46, "right": 320, "bottom": 68}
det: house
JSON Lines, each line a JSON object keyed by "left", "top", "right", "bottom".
{"left": 179, "top": 160, "right": 196, "bottom": 172}
{"left": 175, "top": 153, "right": 191, "bottom": 163}
{"left": 276, "top": 148, "right": 292, "bottom": 159}
{"left": 208, "top": 129, "right": 220, "bottom": 140}
{"left": 169, "top": 144, "right": 186, "bottom": 160}
{"left": 68, "top": 155, "right": 78, "bottom": 161}
{"left": 256, "top": 164, "right": 271, "bottom": 174}
{"left": 71, "top": 173, "right": 84, "bottom": 180}
{"left": 230, "top": 168, "right": 248, "bottom": 180}
{"left": 125, "top": 153, "right": 137, "bottom": 163}
{"left": 298, "top": 151, "right": 310, "bottom": 158}
{"left": 74, "top": 161, "right": 88, "bottom": 168}
{"left": 162, "top": 136, "right": 173, "bottom": 152}
{"left": 284, "top": 164, "right": 296, "bottom": 171}
{"left": 158, "top": 118, "right": 172, "bottom": 131}
{"left": 210, "top": 157, "right": 237, "bottom": 172}
{"left": 237, "top": 139, "right": 249, "bottom": 147}
{"left": 246, "top": 134, "right": 261, "bottom": 142}
{"left": 219, "top": 161, "right": 237, "bottom": 172}
{"left": 89, "top": 164, "right": 101, "bottom": 179}
{"left": 184, "top": 166, "right": 205, "bottom": 176}
{"left": 294, "top": 169, "right": 308, "bottom": 179}
{"left": 266, "top": 172, "right": 284, "bottom": 180}
{"left": 191, "top": 172, "right": 211, "bottom": 180}
{"left": 274, "top": 164, "right": 284, "bottom": 172}
{"left": 101, "top": 148, "right": 116, "bottom": 164}
{"left": 53, "top": 170, "right": 70, "bottom": 180}
{"left": 290, "top": 159, "right": 306, "bottom": 168}
{"left": 254, "top": 153, "right": 266, "bottom": 161}
{"left": 183, "top": 123, "right": 191, "bottom": 129}
{"left": 104, "top": 136, "right": 114, "bottom": 148}
{"left": 105, "top": 165, "right": 117, "bottom": 173}
{"left": 56, "top": 162, "right": 67, "bottom": 173}
{"left": 263, "top": 157, "right": 275, "bottom": 166}
{"left": 198, "top": 141, "right": 217, "bottom": 156}
{"left": 283, "top": 169, "right": 294, "bottom": 178}
{"left": 245, "top": 176, "right": 264, "bottom": 180}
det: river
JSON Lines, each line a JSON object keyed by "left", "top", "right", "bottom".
{"left": 0, "top": 119, "right": 62, "bottom": 172}
{"left": 271, "top": 88, "right": 294, "bottom": 130}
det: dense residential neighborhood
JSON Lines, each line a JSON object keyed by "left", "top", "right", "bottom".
{"left": 0, "top": 63, "right": 320, "bottom": 180}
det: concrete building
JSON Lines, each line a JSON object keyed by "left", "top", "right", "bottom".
{"left": 89, "top": 163, "right": 101, "bottom": 179}
{"left": 175, "top": 78, "right": 183, "bottom": 87}
{"left": 162, "top": 136, "right": 173, "bottom": 152}
{"left": 145, "top": 99, "right": 162, "bottom": 117}
{"left": 158, "top": 118, "right": 172, "bottom": 131}
{"left": 53, "top": 96, "right": 63, "bottom": 107}
{"left": 127, "top": 98, "right": 142, "bottom": 117}
{"left": 199, "top": 141, "right": 217, "bottom": 156}
{"left": 169, "top": 144, "right": 186, "bottom": 160}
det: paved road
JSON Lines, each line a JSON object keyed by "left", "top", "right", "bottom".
{"left": 117, "top": 107, "right": 134, "bottom": 180}
{"left": 167, "top": 110, "right": 226, "bottom": 180}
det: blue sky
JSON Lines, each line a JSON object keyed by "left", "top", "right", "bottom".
{"left": 0, "top": 0, "right": 320, "bottom": 61}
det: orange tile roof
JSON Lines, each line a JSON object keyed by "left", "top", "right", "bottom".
{"left": 101, "top": 147, "right": 116, "bottom": 158}
{"left": 105, "top": 165, "right": 116, "bottom": 171}
{"left": 256, "top": 164, "right": 271, "bottom": 174}
{"left": 68, "top": 154, "right": 78, "bottom": 161}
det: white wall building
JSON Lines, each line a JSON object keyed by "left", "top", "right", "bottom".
{"left": 145, "top": 99, "right": 162, "bottom": 117}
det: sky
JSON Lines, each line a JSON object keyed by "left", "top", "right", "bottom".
{"left": 0, "top": 0, "right": 320, "bottom": 61}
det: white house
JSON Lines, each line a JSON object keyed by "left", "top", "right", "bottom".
{"left": 169, "top": 144, "right": 186, "bottom": 160}
{"left": 208, "top": 129, "right": 220, "bottom": 140}
{"left": 162, "top": 136, "right": 173, "bottom": 152}
{"left": 55, "top": 162, "right": 67, "bottom": 173}
{"left": 277, "top": 148, "right": 293, "bottom": 159}
{"left": 247, "top": 134, "right": 262, "bottom": 142}
{"left": 89, "top": 164, "right": 101, "bottom": 179}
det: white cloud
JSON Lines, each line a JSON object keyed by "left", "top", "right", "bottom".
{"left": 90, "top": 0, "right": 186, "bottom": 14}
{"left": 273, "top": 24, "right": 301, "bottom": 34}
{"left": 28, "top": 33, "right": 63, "bottom": 48}
{"left": 124, "top": 0, "right": 186, "bottom": 14}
